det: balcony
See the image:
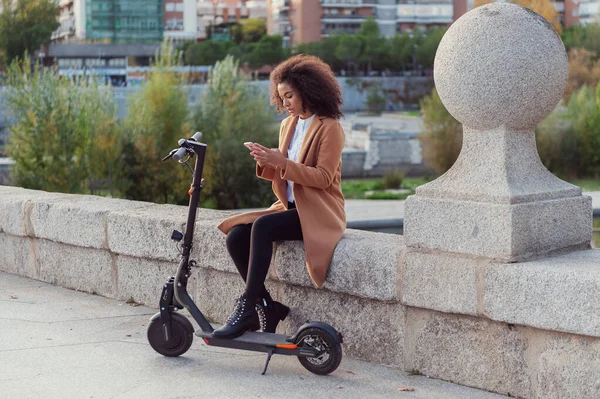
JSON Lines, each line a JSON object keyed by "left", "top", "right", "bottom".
{"left": 321, "top": 0, "right": 377, "bottom": 7}
{"left": 321, "top": 14, "right": 369, "bottom": 23}
{"left": 397, "top": 4, "right": 453, "bottom": 23}
{"left": 272, "top": 0, "right": 290, "bottom": 11}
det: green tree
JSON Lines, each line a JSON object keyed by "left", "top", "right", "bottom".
{"left": 193, "top": 55, "right": 277, "bottom": 209}
{"left": 123, "top": 40, "right": 191, "bottom": 204}
{"left": 4, "top": 57, "right": 119, "bottom": 193}
{"left": 416, "top": 27, "right": 446, "bottom": 69}
{"left": 185, "top": 40, "right": 234, "bottom": 65}
{"left": 296, "top": 36, "right": 340, "bottom": 70}
{"left": 564, "top": 48, "right": 600, "bottom": 102}
{"left": 246, "top": 35, "right": 285, "bottom": 68}
{"left": 387, "top": 32, "right": 414, "bottom": 71}
{"left": 357, "top": 17, "right": 386, "bottom": 73}
{"left": 0, "top": 0, "right": 59, "bottom": 66}
{"left": 241, "top": 18, "right": 266, "bottom": 43}
{"left": 537, "top": 84, "right": 600, "bottom": 179}
{"left": 335, "top": 34, "right": 362, "bottom": 74}
{"left": 562, "top": 23, "right": 600, "bottom": 55}
{"left": 419, "top": 88, "right": 463, "bottom": 174}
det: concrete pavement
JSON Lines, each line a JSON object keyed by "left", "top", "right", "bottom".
{"left": 0, "top": 271, "right": 509, "bottom": 399}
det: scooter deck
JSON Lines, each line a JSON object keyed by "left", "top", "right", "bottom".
{"left": 196, "top": 330, "right": 292, "bottom": 346}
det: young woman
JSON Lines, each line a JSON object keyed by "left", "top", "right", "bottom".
{"left": 214, "top": 54, "right": 346, "bottom": 339}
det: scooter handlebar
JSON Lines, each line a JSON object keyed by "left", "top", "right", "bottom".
{"left": 164, "top": 132, "right": 203, "bottom": 162}
{"left": 172, "top": 147, "right": 189, "bottom": 162}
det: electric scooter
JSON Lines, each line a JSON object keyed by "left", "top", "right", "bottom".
{"left": 147, "top": 132, "right": 344, "bottom": 375}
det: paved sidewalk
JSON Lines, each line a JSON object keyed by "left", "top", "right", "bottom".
{"left": 0, "top": 272, "right": 508, "bottom": 399}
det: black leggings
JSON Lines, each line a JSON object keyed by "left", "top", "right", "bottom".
{"left": 225, "top": 202, "right": 303, "bottom": 302}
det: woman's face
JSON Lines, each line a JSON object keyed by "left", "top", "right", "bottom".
{"left": 277, "top": 82, "right": 305, "bottom": 117}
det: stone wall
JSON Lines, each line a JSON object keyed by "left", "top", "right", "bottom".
{"left": 0, "top": 185, "right": 598, "bottom": 398}
{"left": 340, "top": 121, "right": 430, "bottom": 178}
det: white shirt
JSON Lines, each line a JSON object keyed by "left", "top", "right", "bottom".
{"left": 286, "top": 114, "right": 316, "bottom": 203}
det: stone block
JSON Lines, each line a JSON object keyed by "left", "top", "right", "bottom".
{"left": 405, "top": 307, "right": 531, "bottom": 398}
{"left": 484, "top": 249, "right": 600, "bottom": 337}
{"left": 278, "top": 283, "right": 405, "bottom": 367}
{"left": 107, "top": 204, "right": 230, "bottom": 262}
{"left": 107, "top": 204, "right": 188, "bottom": 261}
{"left": 191, "top": 215, "right": 239, "bottom": 275}
{"left": 536, "top": 334, "right": 600, "bottom": 399}
{"left": 0, "top": 233, "right": 37, "bottom": 279}
{"left": 191, "top": 266, "right": 248, "bottom": 324}
{"left": 0, "top": 187, "right": 63, "bottom": 237}
{"left": 115, "top": 255, "right": 180, "bottom": 308}
{"left": 274, "top": 229, "right": 404, "bottom": 301}
{"left": 402, "top": 251, "right": 487, "bottom": 316}
{"left": 405, "top": 195, "right": 592, "bottom": 261}
{"left": 36, "top": 239, "right": 115, "bottom": 298}
{"left": 30, "top": 194, "right": 152, "bottom": 249}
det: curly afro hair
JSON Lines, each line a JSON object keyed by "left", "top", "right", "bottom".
{"left": 269, "top": 54, "right": 343, "bottom": 120}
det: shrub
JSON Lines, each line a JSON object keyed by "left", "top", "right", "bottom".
{"left": 537, "top": 84, "right": 600, "bottom": 178}
{"left": 418, "top": 88, "right": 463, "bottom": 175}
{"left": 366, "top": 84, "right": 387, "bottom": 115}
{"left": 193, "top": 55, "right": 277, "bottom": 209}
{"left": 4, "top": 56, "right": 120, "bottom": 193}
{"left": 122, "top": 40, "right": 191, "bottom": 204}
{"left": 382, "top": 170, "right": 404, "bottom": 189}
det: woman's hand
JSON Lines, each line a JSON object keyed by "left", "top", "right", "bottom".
{"left": 250, "top": 143, "right": 287, "bottom": 169}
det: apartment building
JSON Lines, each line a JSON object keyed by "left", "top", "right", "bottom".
{"left": 268, "top": 0, "right": 599, "bottom": 45}
{"left": 164, "top": 0, "right": 198, "bottom": 42}
{"left": 51, "top": 1, "right": 268, "bottom": 43}
{"left": 51, "top": 0, "right": 77, "bottom": 42}
{"left": 553, "top": 0, "right": 599, "bottom": 26}
{"left": 196, "top": 0, "right": 268, "bottom": 40}
{"left": 49, "top": 0, "right": 164, "bottom": 43}
{"left": 267, "top": 0, "right": 466, "bottom": 44}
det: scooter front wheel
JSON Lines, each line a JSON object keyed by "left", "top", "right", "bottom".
{"left": 295, "top": 327, "right": 342, "bottom": 375}
{"left": 147, "top": 312, "right": 194, "bottom": 357}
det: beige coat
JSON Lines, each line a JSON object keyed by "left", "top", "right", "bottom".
{"left": 217, "top": 115, "right": 346, "bottom": 287}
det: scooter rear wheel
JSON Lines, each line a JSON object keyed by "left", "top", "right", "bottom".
{"left": 295, "top": 327, "right": 342, "bottom": 375}
{"left": 147, "top": 312, "right": 194, "bottom": 357}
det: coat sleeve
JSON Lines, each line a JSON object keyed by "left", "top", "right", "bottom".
{"left": 280, "top": 121, "right": 344, "bottom": 189}
{"left": 256, "top": 119, "right": 287, "bottom": 181}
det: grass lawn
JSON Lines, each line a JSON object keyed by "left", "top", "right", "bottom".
{"left": 569, "top": 178, "right": 600, "bottom": 192}
{"left": 341, "top": 177, "right": 430, "bottom": 200}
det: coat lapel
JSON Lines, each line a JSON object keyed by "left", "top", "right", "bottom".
{"left": 273, "top": 116, "right": 298, "bottom": 208}
{"left": 297, "top": 115, "right": 324, "bottom": 164}
{"left": 280, "top": 116, "right": 298, "bottom": 158}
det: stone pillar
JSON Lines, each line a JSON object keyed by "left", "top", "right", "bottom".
{"left": 404, "top": 3, "right": 592, "bottom": 261}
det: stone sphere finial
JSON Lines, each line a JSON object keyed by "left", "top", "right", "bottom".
{"left": 434, "top": 3, "right": 568, "bottom": 130}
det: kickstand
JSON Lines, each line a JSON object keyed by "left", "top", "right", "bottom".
{"left": 261, "top": 349, "right": 274, "bottom": 375}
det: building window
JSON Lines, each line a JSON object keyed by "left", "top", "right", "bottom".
{"left": 108, "top": 58, "right": 126, "bottom": 67}
{"left": 57, "top": 58, "right": 83, "bottom": 68}
{"left": 86, "top": 58, "right": 106, "bottom": 67}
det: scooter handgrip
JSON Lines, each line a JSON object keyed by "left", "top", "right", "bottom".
{"left": 173, "top": 147, "right": 188, "bottom": 162}
{"left": 192, "top": 131, "right": 202, "bottom": 141}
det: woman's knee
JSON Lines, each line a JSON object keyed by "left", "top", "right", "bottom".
{"left": 252, "top": 215, "right": 274, "bottom": 239}
{"left": 226, "top": 224, "right": 251, "bottom": 250}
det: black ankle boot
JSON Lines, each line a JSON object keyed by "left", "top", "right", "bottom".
{"left": 212, "top": 294, "right": 259, "bottom": 339}
{"left": 256, "top": 297, "right": 290, "bottom": 333}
